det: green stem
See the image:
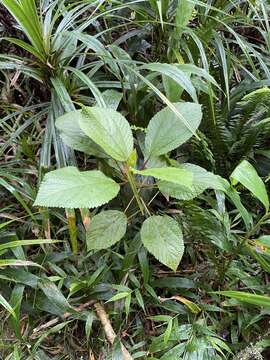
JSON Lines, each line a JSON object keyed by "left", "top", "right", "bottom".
{"left": 126, "top": 168, "right": 144, "bottom": 215}
{"left": 65, "top": 208, "right": 78, "bottom": 254}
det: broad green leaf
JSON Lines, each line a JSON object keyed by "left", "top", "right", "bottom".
{"left": 141, "top": 63, "right": 197, "bottom": 102}
{"left": 230, "top": 160, "right": 269, "bottom": 211}
{"left": 158, "top": 164, "right": 224, "bottom": 200}
{"left": 140, "top": 215, "right": 184, "bottom": 271}
{"left": 133, "top": 167, "right": 193, "bottom": 188}
{"left": 162, "top": 75, "right": 183, "bottom": 102}
{"left": 175, "top": 0, "right": 195, "bottom": 32}
{"left": 79, "top": 106, "right": 133, "bottom": 161}
{"left": 86, "top": 210, "right": 127, "bottom": 251}
{"left": 56, "top": 111, "right": 106, "bottom": 157}
{"left": 102, "top": 89, "right": 123, "bottom": 110}
{"left": 215, "top": 291, "right": 270, "bottom": 308}
{"left": 34, "top": 167, "right": 120, "bottom": 209}
{"left": 145, "top": 103, "right": 202, "bottom": 158}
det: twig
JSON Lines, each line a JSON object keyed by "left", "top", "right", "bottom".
{"left": 94, "top": 302, "right": 133, "bottom": 360}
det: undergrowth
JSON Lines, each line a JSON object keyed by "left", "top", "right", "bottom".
{"left": 0, "top": 1, "right": 270, "bottom": 359}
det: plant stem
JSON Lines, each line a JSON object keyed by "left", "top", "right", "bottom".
{"left": 65, "top": 208, "right": 78, "bottom": 254}
{"left": 126, "top": 167, "right": 144, "bottom": 215}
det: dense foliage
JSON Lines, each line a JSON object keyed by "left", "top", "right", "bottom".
{"left": 0, "top": 1, "right": 270, "bottom": 359}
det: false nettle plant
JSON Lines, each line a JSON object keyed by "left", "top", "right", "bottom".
{"left": 34, "top": 101, "right": 224, "bottom": 271}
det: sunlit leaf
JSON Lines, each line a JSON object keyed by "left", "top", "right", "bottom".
{"left": 86, "top": 210, "right": 127, "bottom": 251}
{"left": 34, "top": 167, "right": 120, "bottom": 208}
{"left": 141, "top": 215, "right": 184, "bottom": 271}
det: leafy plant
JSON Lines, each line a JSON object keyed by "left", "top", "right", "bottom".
{"left": 35, "top": 101, "right": 220, "bottom": 271}
{"left": 1, "top": 1, "right": 270, "bottom": 358}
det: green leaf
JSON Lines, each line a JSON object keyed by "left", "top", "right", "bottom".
{"left": 230, "top": 160, "right": 269, "bottom": 211}
{"left": 256, "top": 235, "right": 270, "bottom": 247}
{"left": 0, "top": 239, "right": 60, "bottom": 252}
{"left": 141, "top": 63, "right": 197, "bottom": 102}
{"left": 158, "top": 163, "right": 224, "bottom": 200}
{"left": 56, "top": 111, "right": 106, "bottom": 157}
{"left": 102, "top": 90, "right": 123, "bottom": 110}
{"left": 9, "top": 284, "right": 24, "bottom": 338}
{"left": 79, "top": 106, "right": 133, "bottom": 161}
{"left": 140, "top": 215, "right": 184, "bottom": 271}
{"left": 135, "top": 289, "right": 145, "bottom": 312}
{"left": 175, "top": 0, "right": 195, "bottom": 32}
{"left": 221, "top": 178, "right": 252, "bottom": 230}
{"left": 3, "top": 37, "right": 45, "bottom": 62}
{"left": 86, "top": 210, "right": 127, "bottom": 251}
{"left": 34, "top": 167, "right": 120, "bottom": 209}
{"left": 162, "top": 75, "right": 183, "bottom": 102}
{"left": 107, "top": 292, "right": 131, "bottom": 302}
{"left": 2, "top": 0, "right": 44, "bottom": 55}
{"left": 148, "top": 315, "right": 173, "bottom": 322}
{"left": 215, "top": 291, "right": 270, "bottom": 308}
{"left": 68, "top": 67, "right": 106, "bottom": 107}
{"left": 0, "top": 259, "right": 42, "bottom": 268}
{"left": 85, "top": 312, "right": 95, "bottom": 341}
{"left": 38, "top": 279, "right": 72, "bottom": 314}
{"left": 164, "top": 318, "right": 173, "bottom": 345}
{"left": 0, "top": 293, "right": 17, "bottom": 319}
{"left": 133, "top": 167, "right": 193, "bottom": 188}
{"left": 145, "top": 102, "right": 202, "bottom": 158}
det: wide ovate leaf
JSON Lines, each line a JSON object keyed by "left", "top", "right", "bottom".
{"left": 145, "top": 102, "right": 202, "bottom": 158}
{"left": 158, "top": 164, "right": 225, "bottom": 200}
{"left": 87, "top": 210, "right": 127, "bottom": 251}
{"left": 79, "top": 106, "right": 133, "bottom": 161}
{"left": 56, "top": 111, "right": 106, "bottom": 157}
{"left": 140, "top": 215, "right": 184, "bottom": 271}
{"left": 230, "top": 160, "right": 269, "bottom": 211}
{"left": 34, "top": 167, "right": 120, "bottom": 209}
{"left": 133, "top": 167, "right": 193, "bottom": 188}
